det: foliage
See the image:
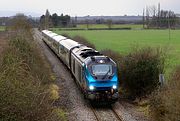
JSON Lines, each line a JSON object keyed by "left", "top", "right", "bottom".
{"left": 0, "top": 14, "right": 66, "bottom": 121}
{"left": 119, "top": 47, "right": 165, "bottom": 98}
{"left": 0, "top": 26, "right": 5, "bottom": 31}
{"left": 101, "top": 48, "right": 165, "bottom": 98}
{"left": 145, "top": 4, "right": 178, "bottom": 28}
{"left": 8, "top": 13, "right": 32, "bottom": 33}
{"left": 52, "top": 13, "right": 59, "bottom": 27}
{"left": 151, "top": 10, "right": 178, "bottom": 28}
{"left": 106, "top": 19, "right": 113, "bottom": 29}
{"left": 52, "top": 24, "right": 143, "bottom": 29}
{"left": 40, "top": 11, "right": 71, "bottom": 29}
{"left": 150, "top": 66, "right": 180, "bottom": 121}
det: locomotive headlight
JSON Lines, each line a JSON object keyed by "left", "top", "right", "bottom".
{"left": 89, "top": 85, "right": 94, "bottom": 91}
{"left": 112, "top": 85, "right": 117, "bottom": 89}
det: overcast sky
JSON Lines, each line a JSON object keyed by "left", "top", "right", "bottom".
{"left": 0, "top": 0, "right": 180, "bottom": 17}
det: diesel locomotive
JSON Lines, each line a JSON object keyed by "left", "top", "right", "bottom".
{"left": 42, "top": 30, "right": 119, "bottom": 102}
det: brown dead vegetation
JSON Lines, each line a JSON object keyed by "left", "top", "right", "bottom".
{"left": 0, "top": 32, "right": 7, "bottom": 51}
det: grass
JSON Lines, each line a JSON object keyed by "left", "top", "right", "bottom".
{"left": 0, "top": 26, "right": 5, "bottom": 31}
{"left": 53, "top": 29, "right": 180, "bottom": 74}
{"left": 76, "top": 24, "right": 143, "bottom": 29}
{"left": 52, "top": 24, "right": 143, "bottom": 30}
{"left": 0, "top": 15, "right": 66, "bottom": 121}
{"left": 150, "top": 66, "right": 180, "bottom": 121}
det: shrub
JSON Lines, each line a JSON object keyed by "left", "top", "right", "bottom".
{"left": 101, "top": 48, "right": 165, "bottom": 98}
{"left": 119, "top": 47, "right": 165, "bottom": 98}
{"left": 0, "top": 14, "right": 65, "bottom": 121}
{"left": 150, "top": 66, "right": 180, "bottom": 121}
{"left": 0, "top": 42, "right": 55, "bottom": 121}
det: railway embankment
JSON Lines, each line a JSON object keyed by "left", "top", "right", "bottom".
{"left": 0, "top": 15, "right": 66, "bottom": 121}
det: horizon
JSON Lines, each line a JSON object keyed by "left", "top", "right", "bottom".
{"left": 0, "top": 0, "right": 180, "bottom": 17}
{"left": 0, "top": 10, "right": 180, "bottom": 18}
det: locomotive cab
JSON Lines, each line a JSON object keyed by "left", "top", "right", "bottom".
{"left": 84, "top": 56, "right": 119, "bottom": 101}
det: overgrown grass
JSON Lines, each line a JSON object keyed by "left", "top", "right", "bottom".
{"left": 0, "top": 14, "right": 66, "bottom": 121}
{"left": 52, "top": 24, "right": 143, "bottom": 30}
{"left": 76, "top": 24, "right": 143, "bottom": 29}
{"left": 150, "top": 66, "right": 180, "bottom": 121}
{"left": 0, "top": 26, "right": 5, "bottom": 31}
{"left": 101, "top": 48, "right": 165, "bottom": 99}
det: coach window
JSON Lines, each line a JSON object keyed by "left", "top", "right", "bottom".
{"left": 60, "top": 45, "right": 65, "bottom": 54}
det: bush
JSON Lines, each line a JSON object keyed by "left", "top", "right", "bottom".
{"left": 0, "top": 38, "right": 55, "bottom": 121}
{"left": 102, "top": 48, "right": 165, "bottom": 98}
{"left": 119, "top": 47, "right": 165, "bottom": 98}
{"left": 0, "top": 14, "right": 65, "bottom": 121}
{"left": 150, "top": 66, "right": 180, "bottom": 121}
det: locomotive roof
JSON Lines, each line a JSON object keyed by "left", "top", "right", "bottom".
{"left": 42, "top": 30, "right": 58, "bottom": 38}
{"left": 72, "top": 46, "right": 102, "bottom": 63}
{"left": 60, "top": 39, "right": 80, "bottom": 50}
{"left": 52, "top": 35, "right": 66, "bottom": 42}
{"left": 42, "top": 30, "right": 51, "bottom": 34}
{"left": 47, "top": 32, "right": 58, "bottom": 38}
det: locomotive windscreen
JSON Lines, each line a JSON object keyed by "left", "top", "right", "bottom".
{"left": 92, "top": 64, "right": 112, "bottom": 76}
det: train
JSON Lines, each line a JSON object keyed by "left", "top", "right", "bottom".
{"left": 41, "top": 30, "right": 119, "bottom": 102}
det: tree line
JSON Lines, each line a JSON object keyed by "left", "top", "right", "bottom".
{"left": 40, "top": 9, "right": 71, "bottom": 29}
{"left": 143, "top": 3, "right": 179, "bottom": 29}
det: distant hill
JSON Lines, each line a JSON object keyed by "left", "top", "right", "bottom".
{"left": 74, "top": 16, "right": 142, "bottom": 21}
{"left": 0, "top": 11, "right": 41, "bottom": 17}
{"left": 71, "top": 15, "right": 143, "bottom": 24}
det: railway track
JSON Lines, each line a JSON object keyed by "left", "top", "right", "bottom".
{"left": 90, "top": 104, "right": 124, "bottom": 121}
{"left": 111, "top": 106, "right": 124, "bottom": 121}
{"left": 90, "top": 105, "right": 101, "bottom": 121}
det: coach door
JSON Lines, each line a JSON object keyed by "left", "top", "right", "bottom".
{"left": 77, "top": 64, "right": 83, "bottom": 85}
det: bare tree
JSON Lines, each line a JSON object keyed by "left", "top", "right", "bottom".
{"left": 158, "top": 3, "right": 161, "bottom": 28}
{"left": 9, "top": 13, "right": 32, "bottom": 33}
{"left": 146, "top": 6, "right": 150, "bottom": 29}
{"left": 144, "top": 3, "right": 177, "bottom": 29}
{"left": 45, "top": 9, "right": 50, "bottom": 29}
{"left": 106, "top": 19, "right": 113, "bottom": 29}
{"left": 143, "top": 8, "right": 145, "bottom": 29}
{"left": 85, "top": 19, "right": 89, "bottom": 30}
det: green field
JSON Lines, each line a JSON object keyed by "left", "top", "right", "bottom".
{"left": 76, "top": 24, "right": 143, "bottom": 29}
{"left": 53, "top": 29, "right": 180, "bottom": 73}
{"left": 0, "top": 26, "right": 5, "bottom": 31}
{"left": 52, "top": 24, "right": 143, "bottom": 30}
